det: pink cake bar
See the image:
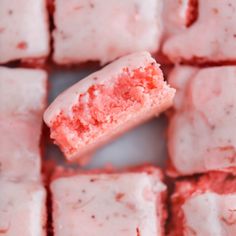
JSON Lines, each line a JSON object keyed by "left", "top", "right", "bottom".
{"left": 44, "top": 52, "right": 175, "bottom": 162}
{"left": 0, "top": 178, "right": 46, "bottom": 236}
{"left": 51, "top": 166, "right": 166, "bottom": 236}
{"left": 167, "top": 66, "right": 236, "bottom": 176}
{"left": 0, "top": 67, "right": 47, "bottom": 180}
{"left": 53, "top": 0, "right": 163, "bottom": 65}
{"left": 163, "top": 0, "right": 236, "bottom": 64}
{"left": 0, "top": 0, "right": 49, "bottom": 64}
{"left": 169, "top": 172, "right": 236, "bottom": 236}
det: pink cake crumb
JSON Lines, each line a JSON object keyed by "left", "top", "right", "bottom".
{"left": 51, "top": 166, "right": 166, "bottom": 236}
{"left": 44, "top": 52, "right": 175, "bottom": 162}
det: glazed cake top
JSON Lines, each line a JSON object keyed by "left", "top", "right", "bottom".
{"left": 51, "top": 171, "right": 166, "bottom": 236}
{"left": 53, "top": 0, "right": 163, "bottom": 64}
{"left": 0, "top": 179, "right": 46, "bottom": 236}
{"left": 163, "top": 0, "right": 236, "bottom": 63}
{"left": 168, "top": 65, "right": 236, "bottom": 175}
{"left": 0, "top": 0, "right": 49, "bottom": 63}
{"left": 182, "top": 192, "right": 236, "bottom": 235}
{"left": 0, "top": 67, "right": 47, "bottom": 115}
{"left": 0, "top": 117, "right": 43, "bottom": 181}
{"left": 170, "top": 172, "right": 236, "bottom": 235}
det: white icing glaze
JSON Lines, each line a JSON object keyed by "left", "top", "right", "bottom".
{"left": 163, "top": 0, "right": 236, "bottom": 63}
{"left": 0, "top": 117, "right": 43, "bottom": 181}
{"left": 51, "top": 172, "right": 166, "bottom": 236}
{"left": 163, "top": 0, "right": 190, "bottom": 38}
{"left": 53, "top": 0, "right": 163, "bottom": 64}
{"left": 0, "top": 179, "right": 46, "bottom": 236}
{"left": 0, "top": 67, "right": 47, "bottom": 114}
{"left": 168, "top": 65, "right": 198, "bottom": 110}
{"left": 0, "top": 0, "right": 49, "bottom": 63}
{"left": 168, "top": 66, "right": 236, "bottom": 175}
{"left": 182, "top": 192, "right": 236, "bottom": 236}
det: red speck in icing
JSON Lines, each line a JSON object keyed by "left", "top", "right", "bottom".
{"left": 115, "top": 193, "right": 125, "bottom": 201}
{"left": 136, "top": 227, "right": 141, "bottom": 236}
{"left": 17, "top": 41, "right": 28, "bottom": 50}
